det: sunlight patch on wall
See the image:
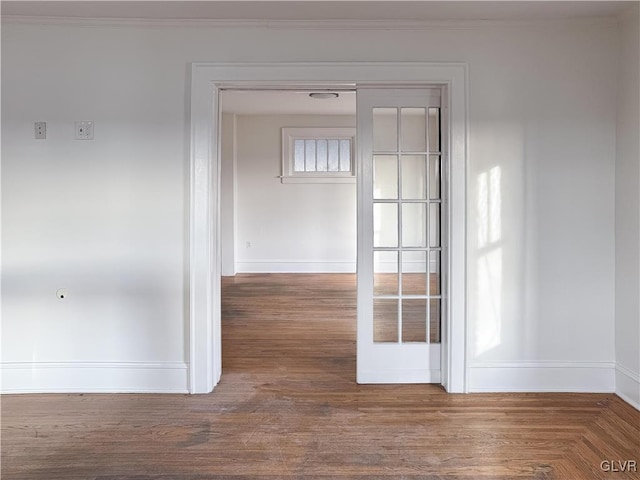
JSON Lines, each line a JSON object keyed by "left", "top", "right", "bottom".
{"left": 476, "top": 166, "right": 503, "bottom": 355}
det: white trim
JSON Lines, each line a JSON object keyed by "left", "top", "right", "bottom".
{"left": 190, "top": 62, "right": 467, "bottom": 394}
{"left": 357, "top": 343, "right": 442, "bottom": 384}
{"left": 237, "top": 261, "right": 356, "bottom": 273}
{"left": 467, "top": 361, "right": 616, "bottom": 393}
{"left": 0, "top": 15, "right": 618, "bottom": 30}
{"left": 358, "top": 369, "right": 441, "bottom": 384}
{"left": 443, "top": 65, "right": 468, "bottom": 393}
{"left": 1, "top": 362, "right": 189, "bottom": 394}
{"left": 615, "top": 363, "right": 640, "bottom": 410}
{"left": 189, "top": 69, "right": 218, "bottom": 394}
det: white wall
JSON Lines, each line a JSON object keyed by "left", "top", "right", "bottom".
{"left": 234, "top": 115, "right": 356, "bottom": 273}
{"left": 615, "top": 4, "right": 640, "bottom": 408}
{"left": 1, "top": 18, "right": 621, "bottom": 393}
{"left": 1, "top": 23, "right": 190, "bottom": 392}
{"left": 220, "top": 113, "right": 237, "bottom": 276}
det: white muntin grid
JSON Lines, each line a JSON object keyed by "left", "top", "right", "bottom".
{"left": 372, "top": 106, "right": 442, "bottom": 344}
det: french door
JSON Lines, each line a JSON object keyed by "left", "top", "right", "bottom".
{"left": 357, "top": 88, "right": 444, "bottom": 383}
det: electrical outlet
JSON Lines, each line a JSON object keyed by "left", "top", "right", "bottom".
{"left": 246, "top": 241, "right": 251, "bottom": 248}
{"left": 75, "top": 121, "right": 94, "bottom": 140}
{"left": 34, "top": 122, "right": 46, "bottom": 139}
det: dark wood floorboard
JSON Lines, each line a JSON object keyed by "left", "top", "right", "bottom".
{"left": 2, "top": 273, "right": 639, "bottom": 479}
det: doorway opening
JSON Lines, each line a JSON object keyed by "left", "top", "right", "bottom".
{"left": 217, "top": 86, "right": 446, "bottom": 385}
{"left": 219, "top": 88, "right": 359, "bottom": 380}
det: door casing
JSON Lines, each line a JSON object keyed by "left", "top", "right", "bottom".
{"left": 188, "top": 62, "right": 468, "bottom": 394}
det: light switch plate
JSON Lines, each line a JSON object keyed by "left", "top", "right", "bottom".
{"left": 75, "top": 121, "right": 94, "bottom": 140}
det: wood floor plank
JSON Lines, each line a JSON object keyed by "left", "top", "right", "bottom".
{"left": 2, "top": 273, "right": 638, "bottom": 479}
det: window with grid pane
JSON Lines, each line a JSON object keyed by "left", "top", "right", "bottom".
{"left": 282, "top": 127, "right": 356, "bottom": 183}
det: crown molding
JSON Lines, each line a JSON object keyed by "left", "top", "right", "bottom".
{"left": 0, "top": 14, "right": 619, "bottom": 30}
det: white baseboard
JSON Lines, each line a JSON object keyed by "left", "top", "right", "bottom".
{"left": 237, "top": 260, "right": 356, "bottom": 273}
{"left": 467, "top": 361, "right": 616, "bottom": 393}
{"left": 357, "top": 369, "right": 441, "bottom": 384}
{"left": 615, "top": 363, "right": 640, "bottom": 410}
{"left": 0, "top": 361, "right": 189, "bottom": 394}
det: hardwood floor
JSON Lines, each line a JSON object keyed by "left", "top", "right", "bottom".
{"left": 2, "top": 273, "right": 639, "bottom": 479}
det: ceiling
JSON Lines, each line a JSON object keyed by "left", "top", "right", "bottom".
{"left": 1, "top": 1, "right": 633, "bottom": 22}
{"left": 221, "top": 90, "right": 356, "bottom": 115}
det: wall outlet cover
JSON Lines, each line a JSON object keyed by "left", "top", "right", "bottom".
{"left": 35, "top": 122, "right": 46, "bottom": 139}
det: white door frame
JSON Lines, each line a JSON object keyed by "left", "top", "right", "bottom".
{"left": 188, "top": 62, "right": 468, "bottom": 394}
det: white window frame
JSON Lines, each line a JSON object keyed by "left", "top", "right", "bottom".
{"left": 281, "top": 127, "right": 356, "bottom": 183}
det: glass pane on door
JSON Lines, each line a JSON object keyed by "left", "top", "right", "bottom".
{"left": 373, "top": 108, "right": 397, "bottom": 152}
{"left": 429, "top": 251, "right": 441, "bottom": 296}
{"left": 429, "top": 155, "right": 440, "bottom": 199}
{"left": 374, "top": 251, "right": 398, "bottom": 296}
{"left": 373, "top": 203, "right": 398, "bottom": 248}
{"left": 374, "top": 299, "right": 398, "bottom": 343}
{"left": 429, "top": 203, "right": 440, "bottom": 247}
{"left": 402, "top": 203, "right": 426, "bottom": 248}
{"left": 430, "top": 299, "right": 441, "bottom": 343}
{"left": 402, "top": 250, "right": 427, "bottom": 295}
{"left": 374, "top": 155, "right": 398, "bottom": 199}
{"left": 428, "top": 108, "right": 440, "bottom": 152}
{"left": 401, "top": 108, "right": 427, "bottom": 152}
{"left": 402, "top": 299, "right": 427, "bottom": 342}
{"left": 402, "top": 155, "right": 427, "bottom": 199}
